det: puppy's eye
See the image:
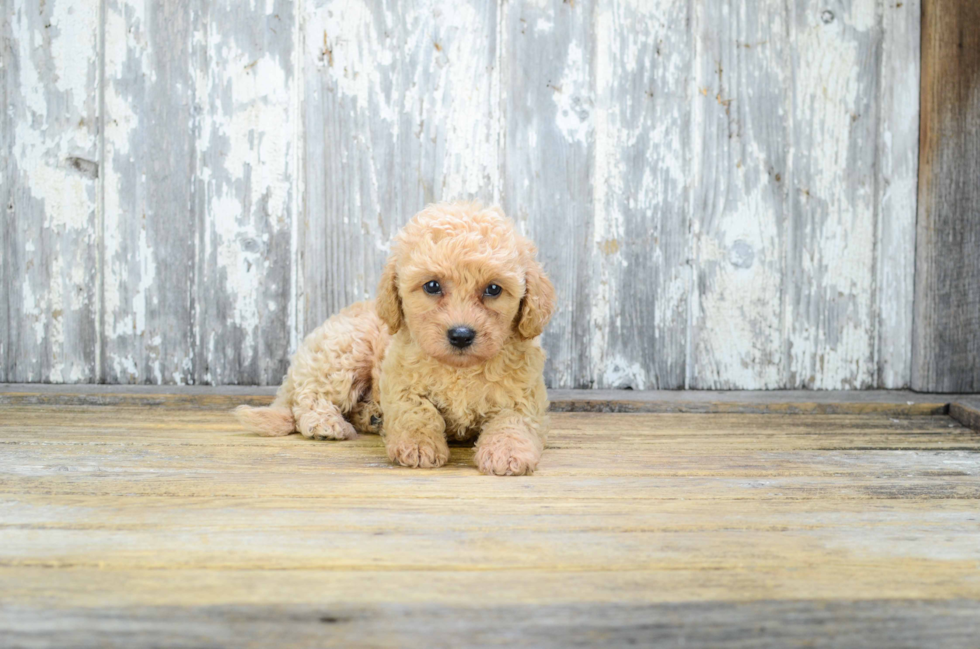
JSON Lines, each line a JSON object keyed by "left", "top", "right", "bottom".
{"left": 483, "top": 283, "right": 502, "bottom": 297}
{"left": 423, "top": 280, "right": 442, "bottom": 295}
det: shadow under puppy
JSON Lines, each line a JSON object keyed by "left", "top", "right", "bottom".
{"left": 235, "top": 202, "right": 556, "bottom": 476}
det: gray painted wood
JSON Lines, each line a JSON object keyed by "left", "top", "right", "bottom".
{"left": 102, "top": 0, "right": 297, "bottom": 386}
{"left": 784, "top": 0, "right": 881, "bottom": 390}
{"left": 690, "top": 0, "right": 793, "bottom": 389}
{"left": 195, "top": 0, "right": 298, "bottom": 386}
{"left": 875, "top": 0, "right": 919, "bottom": 389}
{"left": 302, "top": 0, "right": 500, "bottom": 332}
{"left": 2, "top": 0, "right": 935, "bottom": 390}
{"left": 101, "top": 0, "right": 199, "bottom": 384}
{"left": 502, "top": 0, "right": 596, "bottom": 389}
{"left": 912, "top": 0, "right": 980, "bottom": 393}
{"left": 1, "top": 0, "right": 10, "bottom": 382}
{"left": 588, "top": 0, "right": 692, "bottom": 389}
{"left": 2, "top": 0, "right": 101, "bottom": 383}
{"left": 692, "top": 0, "right": 908, "bottom": 390}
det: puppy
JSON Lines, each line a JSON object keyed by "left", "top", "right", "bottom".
{"left": 235, "top": 202, "right": 555, "bottom": 475}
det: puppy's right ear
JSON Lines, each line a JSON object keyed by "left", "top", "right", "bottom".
{"left": 375, "top": 256, "right": 403, "bottom": 332}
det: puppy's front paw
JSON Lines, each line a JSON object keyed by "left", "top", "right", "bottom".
{"left": 475, "top": 433, "right": 540, "bottom": 476}
{"left": 387, "top": 435, "right": 450, "bottom": 469}
{"left": 298, "top": 412, "right": 357, "bottom": 441}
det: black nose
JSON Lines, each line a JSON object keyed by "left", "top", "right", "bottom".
{"left": 447, "top": 326, "right": 476, "bottom": 349}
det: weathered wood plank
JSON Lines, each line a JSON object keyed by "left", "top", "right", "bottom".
{"left": 691, "top": 0, "right": 902, "bottom": 390}
{"left": 2, "top": 0, "right": 101, "bottom": 382}
{"left": 949, "top": 399, "right": 980, "bottom": 432}
{"left": 0, "top": 0, "right": 9, "bottom": 382}
{"left": 3, "top": 568, "right": 980, "bottom": 609}
{"left": 1, "top": 405, "right": 979, "bottom": 646}
{"left": 912, "top": 0, "right": 980, "bottom": 393}
{"left": 874, "top": 0, "right": 919, "bottom": 388}
{"left": 0, "top": 0, "right": 930, "bottom": 390}
{"left": 195, "top": 0, "right": 298, "bottom": 385}
{"left": 102, "top": 0, "right": 298, "bottom": 386}
{"left": 0, "top": 384, "right": 957, "bottom": 415}
{"left": 2, "top": 410, "right": 978, "bottom": 504}
{"left": 785, "top": 0, "right": 880, "bottom": 389}
{"left": 3, "top": 598, "right": 979, "bottom": 649}
{"left": 101, "top": 0, "right": 200, "bottom": 384}
{"left": 590, "top": 0, "right": 691, "bottom": 389}
{"left": 690, "top": 0, "right": 792, "bottom": 389}
{"left": 4, "top": 497, "right": 980, "bottom": 569}
{"left": 301, "top": 0, "right": 500, "bottom": 333}
{"left": 501, "top": 0, "right": 594, "bottom": 388}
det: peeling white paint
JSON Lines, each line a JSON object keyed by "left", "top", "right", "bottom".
{"left": 7, "top": 0, "right": 99, "bottom": 382}
{"left": 4, "top": 0, "right": 922, "bottom": 389}
{"left": 132, "top": 225, "right": 156, "bottom": 336}
{"left": 213, "top": 54, "right": 292, "bottom": 228}
{"left": 553, "top": 42, "right": 592, "bottom": 145}
{"left": 787, "top": 3, "right": 877, "bottom": 388}
{"left": 602, "top": 355, "right": 649, "bottom": 390}
{"left": 12, "top": 0, "right": 96, "bottom": 233}
{"left": 695, "top": 177, "right": 784, "bottom": 388}
{"left": 417, "top": 0, "right": 499, "bottom": 198}
{"left": 591, "top": 5, "right": 622, "bottom": 386}
{"left": 49, "top": 1, "right": 99, "bottom": 102}
{"left": 875, "top": 0, "right": 919, "bottom": 388}
{"left": 309, "top": 0, "right": 396, "bottom": 122}
{"left": 200, "top": 18, "right": 297, "bottom": 370}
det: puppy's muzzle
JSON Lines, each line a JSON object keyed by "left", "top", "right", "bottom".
{"left": 447, "top": 326, "right": 476, "bottom": 349}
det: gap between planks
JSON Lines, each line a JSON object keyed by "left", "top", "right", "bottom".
{"left": 2, "top": 385, "right": 979, "bottom": 425}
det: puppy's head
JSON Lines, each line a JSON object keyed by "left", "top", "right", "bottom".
{"left": 376, "top": 202, "right": 555, "bottom": 367}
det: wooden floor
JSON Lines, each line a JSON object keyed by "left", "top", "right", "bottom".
{"left": 1, "top": 394, "right": 980, "bottom": 647}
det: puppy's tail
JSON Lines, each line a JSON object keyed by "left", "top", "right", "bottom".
{"left": 233, "top": 404, "right": 295, "bottom": 437}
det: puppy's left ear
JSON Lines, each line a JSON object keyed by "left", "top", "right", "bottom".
{"left": 516, "top": 240, "right": 556, "bottom": 340}
{"left": 375, "top": 255, "right": 403, "bottom": 333}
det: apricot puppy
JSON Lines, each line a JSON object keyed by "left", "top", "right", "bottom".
{"left": 235, "top": 202, "right": 555, "bottom": 476}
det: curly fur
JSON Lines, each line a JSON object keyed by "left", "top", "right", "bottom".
{"left": 234, "top": 201, "right": 555, "bottom": 476}
{"left": 234, "top": 301, "right": 387, "bottom": 440}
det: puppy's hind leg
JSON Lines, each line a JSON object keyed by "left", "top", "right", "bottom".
{"left": 293, "top": 397, "right": 358, "bottom": 441}
{"left": 234, "top": 404, "right": 296, "bottom": 436}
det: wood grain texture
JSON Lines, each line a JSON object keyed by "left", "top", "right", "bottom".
{"left": 2, "top": 0, "right": 929, "bottom": 390}
{"left": 690, "top": 0, "right": 792, "bottom": 389}
{"left": 0, "top": 0, "right": 10, "bottom": 382}
{"left": 1, "top": 403, "right": 979, "bottom": 645}
{"left": 912, "top": 0, "right": 980, "bottom": 393}
{"left": 3, "top": 599, "right": 979, "bottom": 649}
{"left": 0, "top": 384, "right": 958, "bottom": 416}
{"left": 195, "top": 0, "right": 298, "bottom": 385}
{"left": 2, "top": 0, "right": 101, "bottom": 382}
{"left": 101, "top": 0, "right": 200, "bottom": 384}
{"left": 949, "top": 399, "right": 980, "bottom": 432}
{"left": 101, "top": 0, "right": 298, "bottom": 386}
{"left": 590, "top": 0, "right": 692, "bottom": 389}
{"left": 302, "top": 0, "right": 500, "bottom": 332}
{"left": 692, "top": 0, "right": 909, "bottom": 390}
{"left": 875, "top": 0, "right": 919, "bottom": 388}
{"left": 785, "top": 0, "right": 882, "bottom": 390}
{"left": 501, "top": 0, "right": 595, "bottom": 388}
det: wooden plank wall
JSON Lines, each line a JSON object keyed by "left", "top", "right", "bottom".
{"left": 2, "top": 0, "right": 926, "bottom": 389}
{"left": 912, "top": 0, "right": 980, "bottom": 393}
